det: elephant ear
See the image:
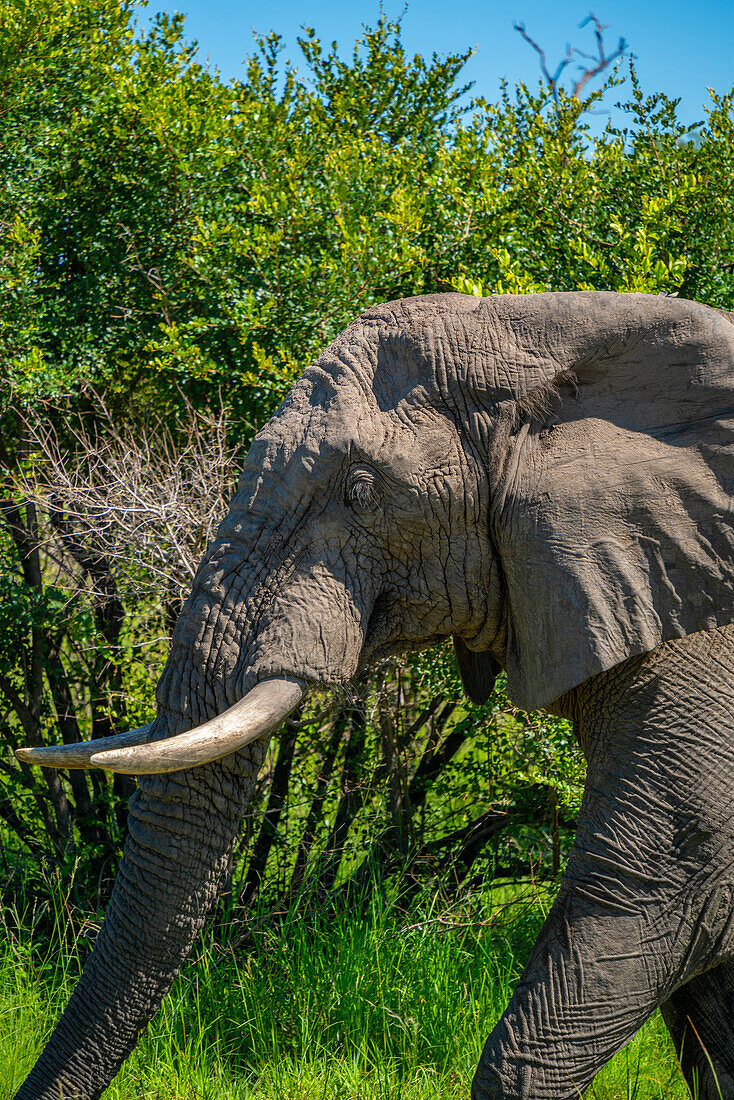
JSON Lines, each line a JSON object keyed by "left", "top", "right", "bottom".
{"left": 480, "top": 292, "right": 734, "bottom": 711}
{"left": 453, "top": 636, "right": 501, "bottom": 705}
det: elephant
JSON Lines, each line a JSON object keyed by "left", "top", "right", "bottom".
{"left": 14, "top": 289, "right": 734, "bottom": 1099}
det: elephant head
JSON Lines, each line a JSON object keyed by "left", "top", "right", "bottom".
{"left": 15, "top": 291, "right": 734, "bottom": 1099}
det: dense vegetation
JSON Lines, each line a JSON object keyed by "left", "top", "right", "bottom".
{"left": 0, "top": 0, "right": 732, "bottom": 1092}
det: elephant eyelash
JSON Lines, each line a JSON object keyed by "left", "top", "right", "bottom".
{"left": 346, "top": 467, "right": 381, "bottom": 514}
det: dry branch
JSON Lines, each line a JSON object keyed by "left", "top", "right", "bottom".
{"left": 19, "top": 396, "right": 242, "bottom": 608}
{"left": 514, "top": 11, "right": 627, "bottom": 109}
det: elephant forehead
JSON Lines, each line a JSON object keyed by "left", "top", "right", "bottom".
{"left": 249, "top": 371, "right": 450, "bottom": 480}
{"left": 320, "top": 398, "right": 459, "bottom": 482}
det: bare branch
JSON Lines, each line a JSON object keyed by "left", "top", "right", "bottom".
{"left": 514, "top": 22, "right": 575, "bottom": 109}
{"left": 18, "top": 395, "right": 243, "bottom": 608}
{"left": 572, "top": 13, "right": 626, "bottom": 100}
{"left": 514, "top": 11, "right": 627, "bottom": 109}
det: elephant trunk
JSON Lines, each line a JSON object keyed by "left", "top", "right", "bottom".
{"left": 15, "top": 542, "right": 365, "bottom": 1097}
{"left": 15, "top": 740, "right": 268, "bottom": 1100}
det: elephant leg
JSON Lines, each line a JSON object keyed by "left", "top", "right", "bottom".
{"left": 473, "top": 626, "right": 734, "bottom": 1100}
{"left": 661, "top": 960, "right": 734, "bottom": 1099}
{"left": 471, "top": 857, "right": 670, "bottom": 1098}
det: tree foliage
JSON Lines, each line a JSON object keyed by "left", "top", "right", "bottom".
{"left": 0, "top": 0, "right": 732, "bottom": 911}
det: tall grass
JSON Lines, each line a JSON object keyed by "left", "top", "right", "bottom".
{"left": 0, "top": 882, "right": 687, "bottom": 1099}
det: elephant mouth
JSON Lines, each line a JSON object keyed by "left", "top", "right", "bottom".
{"left": 361, "top": 595, "right": 447, "bottom": 665}
{"left": 361, "top": 633, "right": 447, "bottom": 665}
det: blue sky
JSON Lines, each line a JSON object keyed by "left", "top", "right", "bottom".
{"left": 142, "top": 0, "right": 733, "bottom": 127}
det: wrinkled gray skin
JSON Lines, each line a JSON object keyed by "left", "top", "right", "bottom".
{"left": 16, "top": 291, "right": 734, "bottom": 1099}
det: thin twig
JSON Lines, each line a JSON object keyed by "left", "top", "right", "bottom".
{"left": 514, "top": 12, "right": 627, "bottom": 110}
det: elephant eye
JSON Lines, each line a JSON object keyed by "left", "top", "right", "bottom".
{"left": 346, "top": 467, "right": 380, "bottom": 515}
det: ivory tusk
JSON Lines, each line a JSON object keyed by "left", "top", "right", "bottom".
{"left": 88, "top": 677, "right": 306, "bottom": 775}
{"left": 15, "top": 725, "right": 154, "bottom": 770}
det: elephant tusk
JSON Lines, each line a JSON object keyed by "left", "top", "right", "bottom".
{"left": 15, "top": 725, "right": 154, "bottom": 769}
{"left": 87, "top": 677, "right": 306, "bottom": 774}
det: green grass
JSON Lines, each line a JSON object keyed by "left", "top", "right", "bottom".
{"left": 0, "top": 884, "right": 688, "bottom": 1100}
